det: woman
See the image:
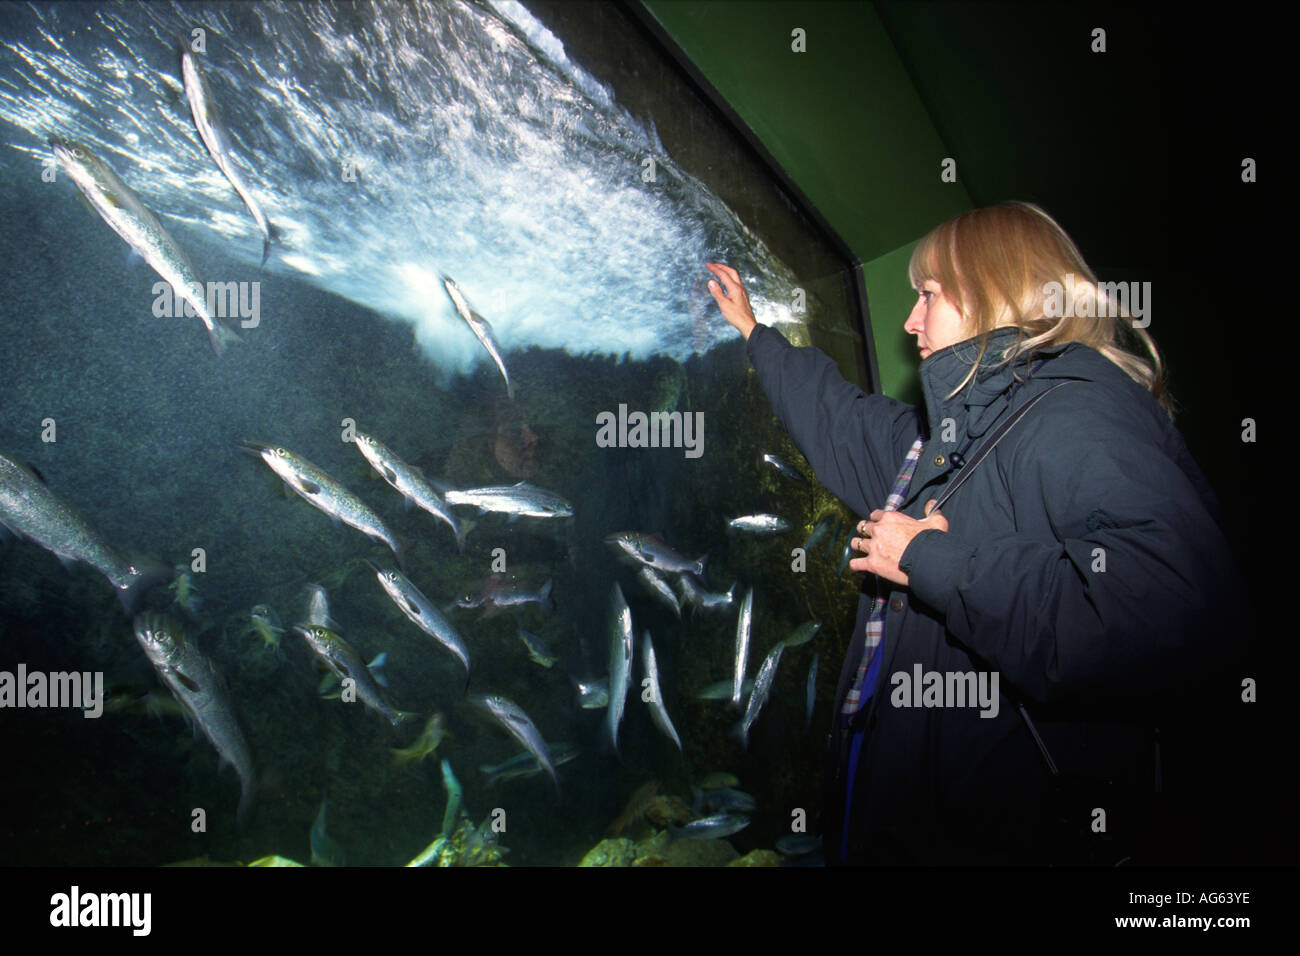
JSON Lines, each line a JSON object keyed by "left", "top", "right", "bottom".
{"left": 705, "top": 202, "right": 1239, "bottom": 865}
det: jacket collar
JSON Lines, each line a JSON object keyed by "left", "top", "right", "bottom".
{"left": 919, "top": 327, "right": 1067, "bottom": 438}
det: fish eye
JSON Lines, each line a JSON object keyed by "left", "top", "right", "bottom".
{"left": 274, "top": 447, "right": 287, "bottom": 456}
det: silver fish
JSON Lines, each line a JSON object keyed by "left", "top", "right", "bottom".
{"left": 805, "top": 652, "right": 819, "bottom": 732}
{"left": 0, "top": 453, "right": 166, "bottom": 614}
{"left": 441, "top": 275, "right": 514, "bottom": 399}
{"left": 242, "top": 442, "right": 401, "bottom": 562}
{"left": 676, "top": 576, "right": 735, "bottom": 614}
{"left": 607, "top": 583, "right": 635, "bottom": 758}
{"left": 50, "top": 138, "right": 240, "bottom": 355}
{"left": 352, "top": 432, "right": 471, "bottom": 550}
{"left": 697, "top": 678, "right": 753, "bottom": 701}
{"left": 480, "top": 741, "right": 580, "bottom": 786}
{"left": 802, "top": 514, "right": 835, "bottom": 554}
{"left": 781, "top": 621, "right": 822, "bottom": 649}
{"left": 293, "top": 624, "right": 416, "bottom": 728}
{"left": 310, "top": 795, "right": 345, "bottom": 867}
{"left": 168, "top": 565, "right": 202, "bottom": 619}
{"left": 822, "top": 518, "right": 845, "bottom": 557}
{"left": 454, "top": 575, "right": 555, "bottom": 616}
{"left": 303, "top": 583, "right": 336, "bottom": 630}
{"left": 668, "top": 813, "right": 751, "bottom": 841}
{"left": 640, "top": 630, "right": 681, "bottom": 751}
{"left": 698, "top": 787, "right": 757, "bottom": 814}
{"left": 516, "top": 628, "right": 558, "bottom": 668}
{"left": 472, "top": 694, "right": 558, "bottom": 795}
{"left": 443, "top": 481, "right": 572, "bottom": 519}
{"left": 760, "top": 453, "right": 806, "bottom": 482}
{"left": 604, "top": 531, "right": 706, "bottom": 578}
{"left": 732, "top": 586, "right": 754, "bottom": 708}
{"left": 133, "top": 613, "right": 257, "bottom": 825}
{"left": 776, "top": 834, "right": 823, "bottom": 857}
{"left": 636, "top": 566, "right": 681, "bottom": 618}
{"left": 368, "top": 563, "right": 471, "bottom": 687}
{"left": 249, "top": 604, "right": 284, "bottom": 650}
{"left": 180, "top": 48, "right": 274, "bottom": 267}
{"left": 836, "top": 535, "right": 854, "bottom": 574}
{"left": 572, "top": 675, "right": 609, "bottom": 710}
{"left": 727, "top": 514, "right": 790, "bottom": 534}
{"left": 736, "top": 641, "right": 784, "bottom": 751}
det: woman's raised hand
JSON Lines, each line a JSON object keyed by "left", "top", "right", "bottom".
{"left": 705, "top": 262, "right": 758, "bottom": 340}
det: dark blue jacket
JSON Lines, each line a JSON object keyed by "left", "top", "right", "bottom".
{"left": 746, "top": 323, "right": 1239, "bottom": 864}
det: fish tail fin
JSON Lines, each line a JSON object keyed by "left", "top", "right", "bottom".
{"left": 118, "top": 563, "right": 172, "bottom": 617}
{"left": 540, "top": 578, "right": 555, "bottom": 612}
{"left": 368, "top": 651, "right": 390, "bottom": 688}
{"left": 237, "top": 772, "right": 257, "bottom": 831}
{"left": 389, "top": 535, "right": 409, "bottom": 573}
{"left": 208, "top": 317, "right": 242, "bottom": 357}
{"left": 454, "top": 517, "right": 476, "bottom": 552}
{"left": 259, "top": 222, "right": 279, "bottom": 270}
{"left": 728, "top": 719, "right": 749, "bottom": 752}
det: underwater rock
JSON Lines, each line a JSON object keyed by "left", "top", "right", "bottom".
{"left": 579, "top": 837, "right": 638, "bottom": 867}
{"left": 494, "top": 422, "right": 538, "bottom": 478}
{"left": 245, "top": 855, "right": 303, "bottom": 867}
{"left": 644, "top": 795, "right": 693, "bottom": 828}
{"left": 627, "top": 822, "right": 742, "bottom": 866}
{"left": 728, "top": 850, "right": 781, "bottom": 867}
{"left": 661, "top": 836, "right": 739, "bottom": 868}
{"left": 607, "top": 780, "right": 660, "bottom": 837}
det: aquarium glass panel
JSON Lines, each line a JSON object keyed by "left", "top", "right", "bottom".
{"left": 1, "top": 0, "right": 866, "bottom": 866}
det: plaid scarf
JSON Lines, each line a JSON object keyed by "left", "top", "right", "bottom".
{"left": 841, "top": 435, "right": 925, "bottom": 714}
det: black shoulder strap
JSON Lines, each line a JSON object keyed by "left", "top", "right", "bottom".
{"left": 922, "top": 377, "right": 1079, "bottom": 779}
{"left": 927, "top": 380, "right": 1079, "bottom": 516}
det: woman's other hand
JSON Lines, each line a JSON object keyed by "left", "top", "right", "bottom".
{"left": 850, "top": 499, "right": 949, "bottom": 587}
{"left": 705, "top": 262, "right": 758, "bottom": 340}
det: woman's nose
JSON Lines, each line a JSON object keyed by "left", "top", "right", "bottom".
{"left": 904, "top": 301, "right": 923, "bottom": 333}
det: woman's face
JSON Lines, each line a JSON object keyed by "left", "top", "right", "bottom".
{"left": 905, "top": 279, "right": 969, "bottom": 360}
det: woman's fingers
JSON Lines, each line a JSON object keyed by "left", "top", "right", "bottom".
{"left": 705, "top": 261, "right": 741, "bottom": 285}
{"left": 705, "top": 262, "right": 757, "bottom": 338}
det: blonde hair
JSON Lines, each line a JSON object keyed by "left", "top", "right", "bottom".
{"left": 907, "top": 201, "right": 1172, "bottom": 416}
